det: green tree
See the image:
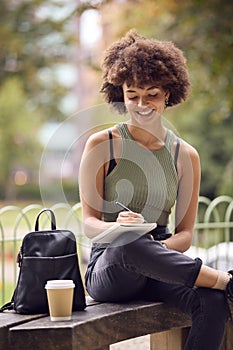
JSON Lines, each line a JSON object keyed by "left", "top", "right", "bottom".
{"left": 0, "top": 0, "right": 80, "bottom": 199}
{"left": 0, "top": 0, "right": 76, "bottom": 120}
{"left": 0, "top": 78, "right": 40, "bottom": 199}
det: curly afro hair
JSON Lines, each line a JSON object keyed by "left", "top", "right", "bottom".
{"left": 100, "top": 29, "right": 191, "bottom": 114}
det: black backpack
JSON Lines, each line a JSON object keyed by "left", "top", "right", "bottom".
{"left": 0, "top": 208, "right": 86, "bottom": 314}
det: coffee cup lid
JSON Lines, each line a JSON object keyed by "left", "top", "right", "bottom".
{"left": 45, "top": 280, "right": 75, "bottom": 289}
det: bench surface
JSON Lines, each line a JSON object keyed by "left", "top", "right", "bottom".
{"left": 1, "top": 299, "right": 191, "bottom": 350}
{"left": 1, "top": 298, "right": 233, "bottom": 350}
{"left": 0, "top": 313, "right": 44, "bottom": 350}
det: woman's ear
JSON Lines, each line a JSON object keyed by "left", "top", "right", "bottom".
{"left": 165, "top": 90, "right": 170, "bottom": 99}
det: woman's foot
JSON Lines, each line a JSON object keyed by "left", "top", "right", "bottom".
{"left": 226, "top": 271, "right": 233, "bottom": 319}
{"left": 226, "top": 271, "right": 233, "bottom": 301}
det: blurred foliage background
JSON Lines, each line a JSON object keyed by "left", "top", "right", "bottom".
{"left": 0, "top": 0, "right": 232, "bottom": 202}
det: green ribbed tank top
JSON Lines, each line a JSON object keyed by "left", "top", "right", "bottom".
{"left": 103, "top": 123, "right": 179, "bottom": 226}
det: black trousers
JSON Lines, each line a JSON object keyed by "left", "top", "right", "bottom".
{"left": 86, "top": 234, "right": 230, "bottom": 350}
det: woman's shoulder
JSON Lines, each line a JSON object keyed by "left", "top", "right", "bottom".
{"left": 179, "top": 138, "right": 199, "bottom": 160}
{"left": 87, "top": 129, "right": 109, "bottom": 145}
{"left": 176, "top": 137, "right": 200, "bottom": 174}
{"left": 85, "top": 126, "right": 119, "bottom": 150}
{"left": 88, "top": 126, "right": 120, "bottom": 143}
{"left": 174, "top": 136, "right": 200, "bottom": 181}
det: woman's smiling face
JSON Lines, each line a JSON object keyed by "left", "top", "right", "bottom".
{"left": 123, "top": 83, "right": 169, "bottom": 123}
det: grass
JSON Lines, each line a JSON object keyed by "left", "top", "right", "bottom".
{"left": 0, "top": 281, "right": 14, "bottom": 306}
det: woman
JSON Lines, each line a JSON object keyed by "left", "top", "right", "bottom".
{"left": 79, "top": 29, "right": 233, "bottom": 350}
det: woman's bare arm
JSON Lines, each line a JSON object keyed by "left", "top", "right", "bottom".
{"left": 163, "top": 141, "right": 201, "bottom": 252}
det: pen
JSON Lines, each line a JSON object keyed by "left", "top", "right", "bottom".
{"left": 115, "top": 201, "right": 148, "bottom": 223}
{"left": 115, "top": 201, "right": 132, "bottom": 212}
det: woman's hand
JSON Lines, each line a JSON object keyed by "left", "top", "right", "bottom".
{"left": 116, "top": 211, "right": 145, "bottom": 224}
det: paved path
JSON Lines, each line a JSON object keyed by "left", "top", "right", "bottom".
{"left": 110, "top": 335, "right": 150, "bottom": 349}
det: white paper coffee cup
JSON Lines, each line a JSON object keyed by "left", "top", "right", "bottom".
{"left": 45, "top": 280, "right": 75, "bottom": 321}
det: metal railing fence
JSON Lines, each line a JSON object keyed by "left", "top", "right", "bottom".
{"left": 0, "top": 196, "right": 233, "bottom": 305}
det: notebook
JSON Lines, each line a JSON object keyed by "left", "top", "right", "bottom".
{"left": 92, "top": 222, "right": 157, "bottom": 244}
